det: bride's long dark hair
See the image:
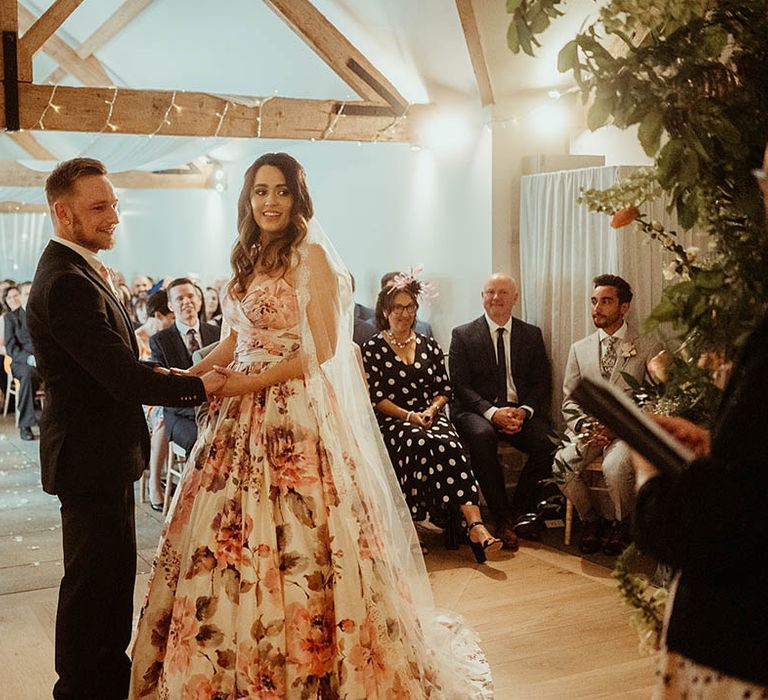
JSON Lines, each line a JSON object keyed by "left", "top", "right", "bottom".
{"left": 229, "top": 153, "right": 314, "bottom": 295}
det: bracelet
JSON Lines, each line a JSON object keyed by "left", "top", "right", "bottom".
{"left": 405, "top": 411, "right": 413, "bottom": 422}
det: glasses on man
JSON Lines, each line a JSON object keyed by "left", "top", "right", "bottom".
{"left": 391, "top": 303, "right": 417, "bottom": 315}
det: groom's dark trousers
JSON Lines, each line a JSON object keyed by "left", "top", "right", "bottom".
{"left": 27, "top": 241, "right": 207, "bottom": 699}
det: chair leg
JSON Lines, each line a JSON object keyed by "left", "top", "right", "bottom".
{"left": 564, "top": 499, "right": 573, "bottom": 546}
{"left": 139, "top": 470, "right": 148, "bottom": 503}
{"left": 162, "top": 463, "right": 173, "bottom": 516}
{"left": 444, "top": 508, "right": 460, "bottom": 550}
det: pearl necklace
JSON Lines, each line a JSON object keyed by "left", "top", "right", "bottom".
{"left": 385, "top": 330, "right": 415, "bottom": 349}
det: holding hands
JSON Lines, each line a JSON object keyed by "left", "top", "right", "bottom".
{"left": 201, "top": 369, "right": 227, "bottom": 398}
{"left": 580, "top": 421, "right": 615, "bottom": 448}
{"left": 407, "top": 410, "right": 434, "bottom": 429}
{"left": 492, "top": 406, "right": 526, "bottom": 435}
{"left": 208, "top": 366, "right": 261, "bottom": 397}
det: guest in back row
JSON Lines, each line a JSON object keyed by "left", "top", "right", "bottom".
{"left": 450, "top": 273, "right": 555, "bottom": 551}
{"left": 362, "top": 272, "right": 501, "bottom": 563}
{"left": 150, "top": 277, "right": 220, "bottom": 455}
{"left": 4, "top": 282, "right": 41, "bottom": 441}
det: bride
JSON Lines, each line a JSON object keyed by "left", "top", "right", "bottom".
{"left": 129, "top": 153, "right": 492, "bottom": 698}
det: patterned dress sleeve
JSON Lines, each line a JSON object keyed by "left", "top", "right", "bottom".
{"left": 362, "top": 337, "right": 386, "bottom": 405}
{"left": 427, "top": 336, "right": 452, "bottom": 401}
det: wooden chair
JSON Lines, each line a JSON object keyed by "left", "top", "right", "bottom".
{"left": 3, "top": 355, "right": 19, "bottom": 423}
{"left": 163, "top": 441, "right": 187, "bottom": 515}
{"left": 563, "top": 456, "right": 607, "bottom": 545}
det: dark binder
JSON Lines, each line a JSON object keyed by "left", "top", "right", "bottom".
{"left": 570, "top": 376, "right": 694, "bottom": 476}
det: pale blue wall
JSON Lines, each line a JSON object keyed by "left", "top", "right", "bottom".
{"left": 100, "top": 135, "right": 491, "bottom": 347}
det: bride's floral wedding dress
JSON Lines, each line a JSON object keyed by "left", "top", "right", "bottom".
{"left": 130, "top": 248, "right": 492, "bottom": 698}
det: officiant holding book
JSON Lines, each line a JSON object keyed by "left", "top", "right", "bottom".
{"left": 632, "top": 146, "right": 768, "bottom": 697}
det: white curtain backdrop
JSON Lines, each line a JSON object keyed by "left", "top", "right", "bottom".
{"left": 519, "top": 165, "right": 701, "bottom": 423}
{"left": 0, "top": 212, "right": 53, "bottom": 280}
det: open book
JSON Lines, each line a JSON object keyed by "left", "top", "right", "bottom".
{"left": 570, "top": 376, "right": 695, "bottom": 476}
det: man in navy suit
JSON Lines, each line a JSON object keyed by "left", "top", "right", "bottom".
{"left": 450, "top": 273, "right": 554, "bottom": 550}
{"left": 4, "top": 281, "right": 40, "bottom": 440}
{"left": 27, "top": 158, "right": 224, "bottom": 699}
{"left": 351, "top": 273, "right": 376, "bottom": 345}
{"left": 150, "top": 277, "right": 220, "bottom": 454}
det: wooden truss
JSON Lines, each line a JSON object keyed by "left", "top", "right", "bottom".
{"left": 0, "top": 0, "right": 436, "bottom": 191}
{"left": 0, "top": 0, "right": 430, "bottom": 148}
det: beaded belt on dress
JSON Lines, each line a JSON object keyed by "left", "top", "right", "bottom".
{"left": 234, "top": 349, "right": 285, "bottom": 365}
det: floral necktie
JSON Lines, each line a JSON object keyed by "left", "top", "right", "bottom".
{"left": 600, "top": 335, "right": 618, "bottom": 379}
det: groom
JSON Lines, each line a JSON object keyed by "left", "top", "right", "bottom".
{"left": 26, "top": 158, "right": 224, "bottom": 699}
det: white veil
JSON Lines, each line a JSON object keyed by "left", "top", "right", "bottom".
{"left": 292, "top": 220, "right": 492, "bottom": 698}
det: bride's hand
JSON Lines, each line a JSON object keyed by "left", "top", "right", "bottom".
{"left": 212, "top": 366, "right": 261, "bottom": 397}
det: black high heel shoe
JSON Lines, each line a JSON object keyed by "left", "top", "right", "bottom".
{"left": 467, "top": 521, "right": 503, "bottom": 564}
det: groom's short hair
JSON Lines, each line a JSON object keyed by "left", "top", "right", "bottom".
{"left": 45, "top": 158, "right": 108, "bottom": 205}
{"left": 593, "top": 274, "right": 633, "bottom": 304}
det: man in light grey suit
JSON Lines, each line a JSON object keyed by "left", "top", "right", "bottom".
{"left": 555, "top": 274, "right": 661, "bottom": 555}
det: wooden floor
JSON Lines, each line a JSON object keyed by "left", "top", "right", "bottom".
{"left": 0, "top": 414, "right": 656, "bottom": 698}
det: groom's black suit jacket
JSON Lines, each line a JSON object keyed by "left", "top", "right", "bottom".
{"left": 449, "top": 315, "right": 551, "bottom": 419}
{"left": 27, "top": 241, "right": 206, "bottom": 495}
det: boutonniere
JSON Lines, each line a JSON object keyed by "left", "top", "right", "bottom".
{"left": 620, "top": 341, "right": 637, "bottom": 359}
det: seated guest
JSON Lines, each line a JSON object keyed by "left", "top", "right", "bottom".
{"left": 4, "top": 282, "right": 41, "bottom": 440}
{"left": 351, "top": 274, "right": 376, "bottom": 345}
{"left": 131, "top": 274, "right": 152, "bottom": 324}
{"left": 150, "top": 278, "right": 220, "bottom": 454}
{"left": 136, "top": 289, "right": 176, "bottom": 510}
{"left": 0, "top": 281, "right": 19, "bottom": 348}
{"left": 555, "top": 274, "right": 661, "bottom": 554}
{"left": 0, "top": 280, "right": 19, "bottom": 394}
{"left": 449, "top": 273, "right": 554, "bottom": 551}
{"left": 204, "top": 286, "right": 223, "bottom": 325}
{"left": 362, "top": 272, "right": 501, "bottom": 563}
{"left": 381, "top": 270, "right": 433, "bottom": 337}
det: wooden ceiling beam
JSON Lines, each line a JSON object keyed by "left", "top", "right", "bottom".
{"left": 2, "top": 83, "right": 427, "bottom": 141}
{"left": 45, "top": 0, "right": 154, "bottom": 84}
{"left": 455, "top": 0, "right": 494, "bottom": 106}
{"left": 0, "top": 0, "right": 17, "bottom": 33}
{"left": 17, "top": 4, "right": 112, "bottom": 85}
{"left": 263, "top": 0, "right": 408, "bottom": 114}
{"left": 18, "top": 0, "right": 84, "bottom": 59}
{"left": 0, "top": 160, "right": 216, "bottom": 189}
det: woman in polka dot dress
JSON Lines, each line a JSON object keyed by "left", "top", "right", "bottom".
{"left": 362, "top": 272, "right": 501, "bottom": 563}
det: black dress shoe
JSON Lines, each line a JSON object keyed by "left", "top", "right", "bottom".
{"left": 602, "top": 520, "right": 631, "bottom": 555}
{"left": 578, "top": 519, "right": 604, "bottom": 554}
{"left": 514, "top": 513, "right": 544, "bottom": 541}
{"left": 150, "top": 501, "right": 164, "bottom": 512}
{"left": 19, "top": 427, "right": 34, "bottom": 441}
{"left": 495, "top": 520, "right": 519, "bottom": 552}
